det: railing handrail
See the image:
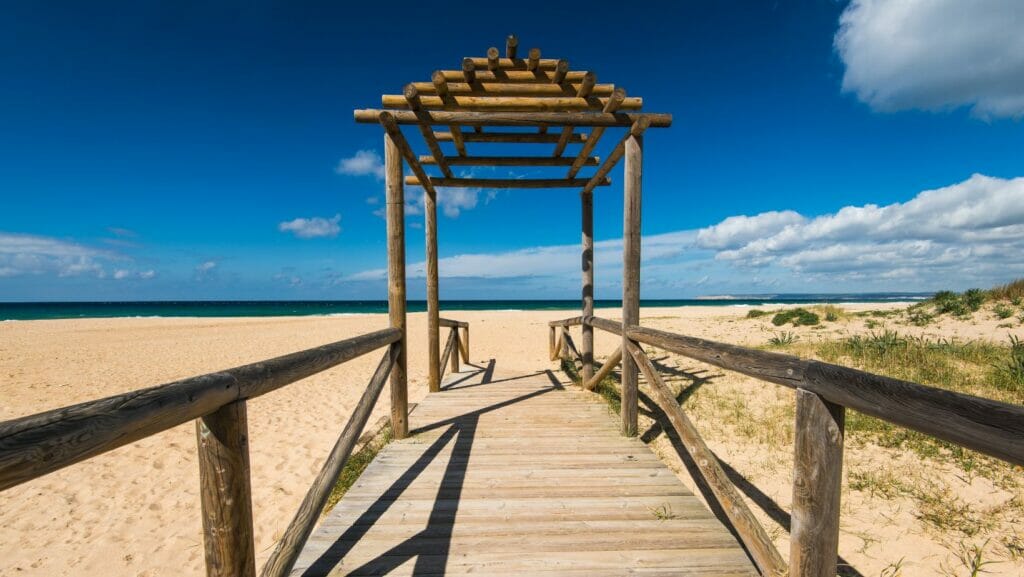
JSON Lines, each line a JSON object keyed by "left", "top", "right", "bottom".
{"left": 564, "top": 314, "right": 1024, "bottom": 467}
{"left": 0, "top": 327, "right": 401, "bottom": 492}
{"left": 438, "top": 317, "right": 469, "bottom": 328}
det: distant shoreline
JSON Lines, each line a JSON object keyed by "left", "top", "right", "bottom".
{"left": 0, "top": 297, "right": 926, "bottom": 321}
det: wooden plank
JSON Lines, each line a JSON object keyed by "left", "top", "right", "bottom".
{"left": 789, "top": 389, "right": 845, "bottom": 577}
{"left": 435, "top": 131, "right": 587, "bottom": 143}
{"left": 0, "top": 328, "right": 399, "bottom": 492}
{"left": 260, "top": 346, "right": 398, "bottom": 577}
{"left": 382, "top": 94, "right": 643, "bottom": 111}
{"left": 354, "top": 109, "right": 673, "bottom": 128}
{"left": 628, "top": 342, "right": 787, "bottom": 576}
{"left": 196, "top": 400, "right": 256, "bottom": 577}
{"left": 384, "top": 131, "right": 408, "bottom": 440}
{"left": 411, "top": 81, "right": 616, "bottom": 97}
{"left": 419, "top": 155, "right": 598, "bottom": 166}
{"left": 405, "top": 176, "right": 609, "bottom": 189}
{"left": 620, "top": 129, "right": 641, "bottom": 437}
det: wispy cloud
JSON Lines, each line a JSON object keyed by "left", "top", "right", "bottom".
{"left": 194, "top": 260, "right": 218, "bottom": 281}
{"left": 278, "top": 214, "right": 342, "bottom": 239}
{"left": 835, "top": 0, "right": 1024, "bottom": 119}
{"left": 113, "top": 268, "right": 156, "bottom": 280}
{"left": 0, "top": 232, "right": 117, "bottom": 278}
{"left": 336, "top": 150, "right": 385, "bottom": 179}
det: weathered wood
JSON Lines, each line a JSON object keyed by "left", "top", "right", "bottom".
{"left": 451, "top": 329, "right": 461, "bottom": 374}
{"left": 197, "top": 400, "right": 256, "bottom": 577}
{"left": 620, "top": 130, "right": 642, "bottom": 437}
{"left": 625, "top": 324, "right": 1024, "bottom": 467}
{"left": 586, "top": 315, "right": 622, "bottom": 335}
{"left": 0, "top": 327, "right": 399, "bottom": 491}
{"left": 790, "top": 389, "right": 844, "bottom": 577}
{"left": 440, "top": 327, "right": 457, "bottom": 377}
{"left": 582, "top": 117, "right": 651, "bottom": 194}
{"left": 567, "top": 88, "right": 627, "bottom": 178}
{"left": 411, "top": 81, "right": 615, "bottom": 97}
{"left": 385, "top": 131, "right": 409, "bottom": 440}
{"left": 260, "top": 345, "right": 398, "bottom": 577}
{"left": 402, "top": 84, "right": 453, "bottom": 178}
{"left": 425, "top": 168, "right": 440, "bottom": 394}
{"left": 552, "top": 59, "right": 570, "bottom": 84}
{"left": 549, "top": 316, "right": 584, "bottom": 327}
{"left": 549, "top": 326, "right": 557, "bottom": 360}
{"left": 562, "top": 330, "right": 582, "bottom": 365}
{"left": 440, "top": 69, "right": 589, "bottom": 83}
{"left": 459, "top": 327, "right": 470, "bottom": 363}
{"left": 436, "top": 131, "right": 587, "bottom": 144}
{"left": 461, "top": 58, "right": 476, "bottom": 84}
{"left": 487, "top": 47, "right": 500, "bottom": 71}
{"left": 430, "top": 71, "right": 467, "bottom": 156}
{"left": 382, "top": 94, "right": 643, "bottom": 112}
{"left": 584, "top": 346, "right": 622, "bottom": 391}
{"left": 505, "top": 34, "right": 518, "bottom": 59}
{"left": 627, "top": 342, "right": 787, "bottom": 576}
{"left": 552, "top": 72, "right": 598, "bottom": 157}
{"left": 438, "top": 318, "right": 469, "bottom": 328}
{"left": 420, "top": 155, "right": 598, "bottom": 166}
{"left": 527, "top": 48, "right": 541, "bottom": 71}
{"left": 377, "top": 112, "right": 438, "bottom": 198}
{"left": 466, "top": 56, "right": 559, "bottom": 71}
{"left": 581, "top": 190, "right": 595, "bottom": 384}
{"left": 405, "top": 176, "right": 610, "bottom": 189}
{"left": 354, "top": 109, "right": 673, "bottom": 128}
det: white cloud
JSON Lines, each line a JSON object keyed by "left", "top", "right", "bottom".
{"left": 278, "top": 214, "right": 342, "bottom": 239}
{"left": 0, "top": 232, "right": 115, "bottom": 278}
{"left": 696, "top": 211, "right": 805, "bottom": 250}
{"left": 835, "top": 0, "right": 1024, "bottom": 119}
{"left": 699, "top": 174, "right": 1024, "bottom": 281}
{"left": 113, "top": 269, "right": 131, "bottom": 280}
{"left": 194, "top": 260, "right": 218, "bottom": 281}
{"left": 139, "top": 269, "right": 156, "bottom": 279}
{"left": 113, "top": 268, "right": 157, "bottom": 280}
{"left": 336, "top": 150, "right": 385, "bottom": 179}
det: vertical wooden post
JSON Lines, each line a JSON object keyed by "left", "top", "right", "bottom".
{"left": 196, "top": 401, "right": 256, "bottom": 577}
{"left": 425, "top": 187, "right": 440, "bottom": 393}
{"left": 450, "top": 329, "right": 461, "bottom": 373}
{"left": 385, "top": 131, "right": 409, "bottom": 440}
{"left": 620, "top": 132, "right": 642, "bottom": 436}
{"left": 560, "top": 327, "right": 569, "bottom": 360}
{"left": 549, "top": 326, "right": 556, "bottom": 360}
{"left": 790, "top": 388, "right": 845, "bottom": 577}
{"left": 581, "top": 191, "right": 595, "bottom": 384}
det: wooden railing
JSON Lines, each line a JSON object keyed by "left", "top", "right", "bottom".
{"left": 0, "top": 327, "right": 408, "bottom": 577}
{"left": 439, "top": 317, "right": 470, "bottom": 378}
{"left": 549, "top": 315, "right": 1024, "bottom": 577}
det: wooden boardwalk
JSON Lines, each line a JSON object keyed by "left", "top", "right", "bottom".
{"left": 291, "top": 362, "right": 757, "bottom": 576}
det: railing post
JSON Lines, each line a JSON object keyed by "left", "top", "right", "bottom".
{"left": 581, "top": 191, "right": 595, "bottom": 384}
{"left": 385, "top": 130, "right": 409, "bottom": 439}
{"left": 459, "top": 326, "right": 470, "bottom": 363}
{"left": 196, "top": 400, "right": 256, "bottom": 577}
{"left": 450, "top": 328, "right": 461, "bottom": 374}
{"left": 425, "top": 184, "right": 440, "bottom": 393}
{"left": 560, "top": 326, "right": 569, "bottom": 360}
{"left": 549, "top": 326, "right": 556, "bottom": 360}
{"left": 620, "top": 131, "right": 642, "bottom": 436}
{"left": 790, "top": 388, "right": 845, "bottom": 577}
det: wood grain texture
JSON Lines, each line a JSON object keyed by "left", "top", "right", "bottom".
{"left": 404, "top": 176, "right": 610, "bottom": 189}
{"left": 197, "top": 400, "right": 256, "bottom": 577}
{"left": 260, "top": 346, "right": 398, "bottom": 577}
{"left": 627, "top": 342, "right": 787, "bottom": 576}
{"left": 584, "top": 346, "right": 622, "bottom": 391}
{"left": 439, "top": 69, "right": 590, "bottom": 84}
{"left": 425, "top": 176, "right": 440, "bottom": 393}
{"left": 450, "top": 330, "right": 461, "bottom": 374}
{"left": 401, "top": 85, "right": 452, "bottom": 178}
{"left": 289, "top": 368, "right": 757, "bottom": 577}
{"left": 411, "top": 81, "right": 616, "bottom": 97}
{"left": 354, "top": 109, "right": 673, "bottom": 128}
{"left": 436, "top": 131, "right": 587, "bottom": 144}
{"left": 440, "top": 328, "right": 457, "bottom": 379}
{"left": 377, "top": 112, "right": 437, "bottom": 198}
{"left": 0, "top": 328, "right": 399, "bottom": 491}
{"left": 419, "top": 155, "right": 598, "bottom": 166}
{"left": 582, "top": 118, "right": 651, "bottom": 194}
{"left": 382, "top": 94, "right": 643, "bottom": 112}
{"left": 438, "top": 318, "right": 469, "bottom": 328}
{"left": 384, "top": 132, "right": 409, "bottom": 440}
{"left": 789, "top": 389, "right": 844, "bottom": 577}
{"left": 581, "top": 190, "right": 595, "bottom": 384}
{"left": 620, "top": 131, "right": 642, "bottom": 437}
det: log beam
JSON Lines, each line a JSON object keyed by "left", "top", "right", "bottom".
{"left": 405, "top": 176, "right": 610, "bottom": 189}
{"left": 582, "top": 118, "right": 651, "bottom": 194}
{"left": 410, "top": 80, "right": 615, "bottom": 96}
{"left": 419, "top": 155, "right": 598, "bottom": 166}
{"left": 381, "top": 94, "right": 643, "bottom": 111}
{"left": 430, "top": 71, "right": 467, "bottom": 156}
{"left": 583, "top": 346, "right": 622, "bottom": 391}
{"left": 402, "top": 84, "right": 453, "bottom": 178}
{"left": 435, "top": 131, "right": 588, "bottom": 144}
{"left": 355, "top": 109, "right": 673, "bottom": 128}
{"left": 567, "top": 88, "right": 626, "bottom": 178}
{"left": 440, "top": 69, "right": 588, "bottom": 83}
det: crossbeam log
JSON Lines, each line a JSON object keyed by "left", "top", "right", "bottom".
{"left": 419, "top": 155, "right": 598, "bottom": 167}
{"left": 354, "top": 109, "right": 673, "bottom": 128}
{"left": 403, "top": 84, "right": 453, "bottom": 178}
{"left": 582, "top": 118, "right": 651, "bottom": 194}
{"left": 381, "top": 94, "right": 643, "bottom": 112}
{"left": 405, "top": 176, "right": 610, "bottom": 189}
{"left": 567, "top": 88, "right": 627, "bottom": 178}
{"left": 435, "top": 131, "right": 588, "bottom": 144}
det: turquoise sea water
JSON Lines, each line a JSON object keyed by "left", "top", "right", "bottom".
{"left": 0, "top": 295, "right": 929, "bottom": 321}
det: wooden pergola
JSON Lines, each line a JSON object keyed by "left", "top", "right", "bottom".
{"left": 354, "top": 35, "right": 672, "bottom": 438}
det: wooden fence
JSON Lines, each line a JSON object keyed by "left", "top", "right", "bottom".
{"left": 0, "top": 321, "right": 468, "bottom": 577}
{"left": 549, "top": 315, "right": 1024, "bottom": 577}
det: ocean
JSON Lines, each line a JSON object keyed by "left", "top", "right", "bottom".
{"left": 0, "top": 294, "right": 929, "bottom": 321}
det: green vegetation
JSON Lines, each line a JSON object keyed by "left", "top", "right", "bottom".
{"left": 767, "top": 331, "right": 798, "bottom": 346}
{"left": 771, "top": 308, "right": 820, "bottom": 327}
{"left": 324, "top": 422, "right": 393, "bottom": 513}
{"left": 745, "top": 309, "right": 769, "bottom": 319}
{"left": 993, "top": 303, "right": 1014, "bottom": 319}
{"left": 988, "top": 278, "right": 1024, "bottom": 303}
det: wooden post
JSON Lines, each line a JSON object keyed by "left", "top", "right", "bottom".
{"left": 450, "top": 329, "right": 461, "bottom": 374}
{"left": 790, "top": 389, "right": 845, "bottom": 577}
{"left": 385, "top": 131, "right": 409, "bottom": 440}
{"left": 560, "top": 326, "right": 569, "bottom": 360}
{"left": 581, "top": 191, "right": 594, "bottom": 384}
{"left": 620, "top": 132, "right": 642, "bottom": 436}
{"left": 425, "top": 184, "right": 440, "bottom": 393}
{"left": 459, "top": 327, "right": 470, "bottom": 362}
{"left": 549, "top": 326, "right": 556, "bottom": 360}
{"left": 583, "top": 345, "right": 621, "bottom": 391}
{"left": 196, "top": 401, "right": 256, "bottom": 577}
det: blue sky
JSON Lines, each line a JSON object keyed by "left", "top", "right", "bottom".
{"left": 2, "top": 1, "right": 1022, "bottom": 301}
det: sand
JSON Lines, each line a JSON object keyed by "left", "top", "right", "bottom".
{"left": 1, "top": 305, "right": 1021, "bottom": 576}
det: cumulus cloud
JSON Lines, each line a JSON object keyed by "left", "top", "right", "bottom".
{"left": 835, "top": 0, "right": 1024, "bottom": 119}
{"left": 278, "top": 214, "right": 342, "bottom": 239}
{"left": 699, "top": 174, "right": 1024, "bottom": 281}
{"left": 113, "top": 269, "right": 156, "bottom": 280}
{"left": 336, "top": 150, "right": 385, "bottom": 179}
{"left": 0, "top": 232, "right": 115, "bottom": 278}
{"left": 696, "top": 211, "right": 805, "bottom": 250}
